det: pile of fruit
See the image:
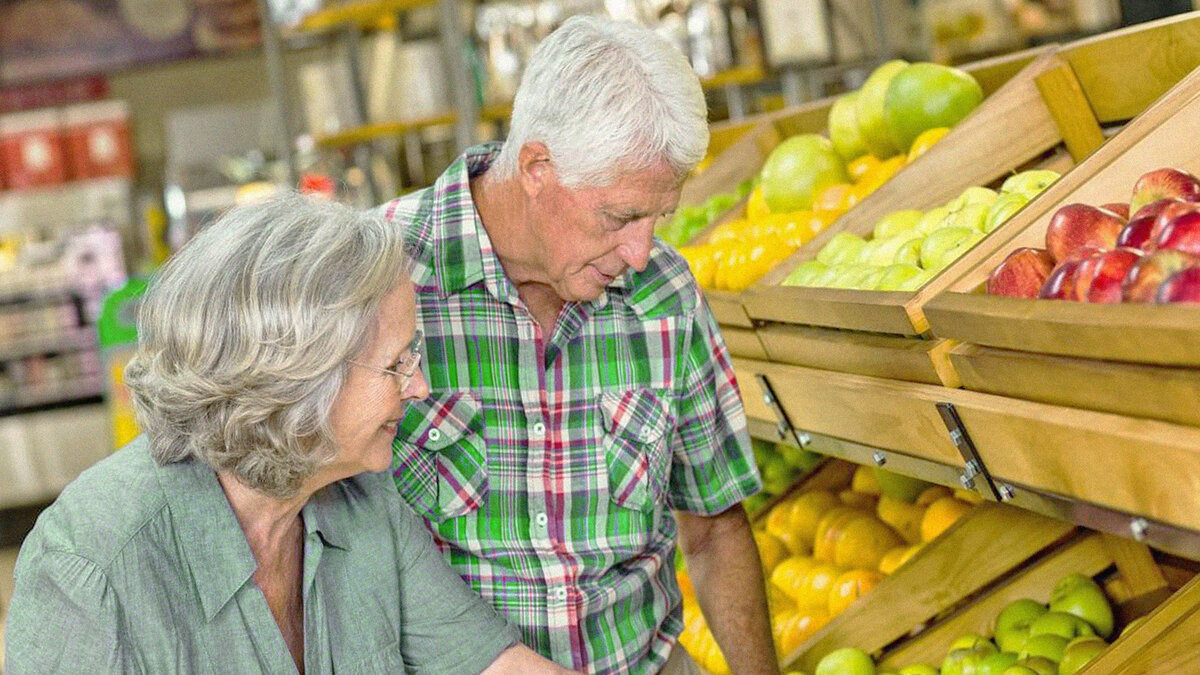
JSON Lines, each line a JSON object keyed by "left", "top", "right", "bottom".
{"left": 677, "top": 59, "right": 986, "bottom": 294}
{"left": 987, "top": 167, "right": 1200, "bottom": 302}
{"left": 658, "top": 181, "right": 753, "bottom": 248}
{"left": 802, "top": 570, "right": 1119, "bottom": 675}
{"left": 680, "top": 465, "right": 980, "bottom": 674}
{"left": 745, "top": 438, "right": 827, "bottom": 515}
{"left": 782, "top": 170, "right": 1059, "bottom": 291}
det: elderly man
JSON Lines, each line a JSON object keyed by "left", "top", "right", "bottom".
{"left": 382, "top": 15, "right": 776, "bottom": 675}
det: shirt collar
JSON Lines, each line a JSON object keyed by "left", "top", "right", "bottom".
{"left": 156, "top": 453, "right": 350, "bottom": 622}
{"left": 156, "top": 455, "right": 259, "bottom": 622}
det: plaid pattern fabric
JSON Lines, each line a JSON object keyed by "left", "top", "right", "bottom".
{"left": 382, "top": 144, "right": 761, "bottom": 675}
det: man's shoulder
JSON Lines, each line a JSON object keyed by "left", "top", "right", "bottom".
{"left": 620, "top": 238, "right": 702, "bottom": 320}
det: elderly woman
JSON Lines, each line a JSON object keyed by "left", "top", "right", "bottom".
{"left": 5, "top": 194, "right": 572, "bottom": 674}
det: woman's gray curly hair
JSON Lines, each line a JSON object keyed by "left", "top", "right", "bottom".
{"left": 124, "top": 192, "right": 410, "bottom": 498}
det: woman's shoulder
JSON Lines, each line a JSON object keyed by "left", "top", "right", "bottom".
{"left": 30, "top": 437, "right": 171, "bottom": 565}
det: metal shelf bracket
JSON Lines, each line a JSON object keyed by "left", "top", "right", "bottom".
{"left": 936, "top": 401, "right": 1003, "bottom": 502}
{"left": 754, "top": 373, "right": 811, "bottom": 449}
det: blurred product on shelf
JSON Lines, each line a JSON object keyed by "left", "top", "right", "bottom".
{"left": 0, "top": 108, "right": 68, "bottom": 189}
{"left": 98, "top": 277, "right": 146, "bottom": 449}
{"left": 0, "top": 100, "right": 134, "bottom": 190}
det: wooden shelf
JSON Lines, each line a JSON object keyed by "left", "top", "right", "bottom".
{"left": 314, "top": 112, "right": 457, "bottom": 149}
{"left": 700, "top": 65, "right": 766, "bottom": 91}
{"left": 287, "top": 0, "right": 435, "bottom": 37}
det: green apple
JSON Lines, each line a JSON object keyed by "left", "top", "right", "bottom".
{"left": 876, "top": 263, "right": 924, "bottom": 291}
{"left": 896, "top": 268, "right": 935, "bottom": 291}
{"left": 984, "top": 192, "right": 1031, "bottom": 232}
{"left": 976, "top": 651, "right": 1019, "bottom": 675}
{"left": 940, "top": 648, "right": 973, "bottom": 675}
{"left": 873, "top": 210, "right": 924, "bottom": 239}
{"left": 818, "top": 232, "right": 868, "bottom": 265}
{"left": 948, "top": 203, "right": 990, "bottom": 232}
{"left": 829, "top": 92, "right": 870, "bottom": 162}
{"left": 761, "top": 134, "right": 851, "bottom": 212}
{"left": 872, "top": 468, "right": 931, "bottom": 503}
{"left": 893, "top": 236, "right": 923, "bottom": 266}
{"left": 859, "top": 267, "right": 889, "bottom": 290}
{"left": 915, "top": 206, "right": 954, "bottom": 234}
{"left": 815, "top": 647, "right": 876, "bottom": 675}
{"left": 867, "top": 234, "right": 921, "bottom": 266}
{"left": 948, "top": 186, "right": 999, "bottom": 211}
{"left": 1002, "top": 668, "right": 1040, "bottom": 675}
{"left": 996, "top": 626, "right": 1031, "bottom": 655}
{"left": 784, "top": 260, "right": 830, "bottom": 286}
{"left": 949, "top": 634, "right": 995, "bottom": 652}
{"left": 919, "top": 226, "right": 976, "bottom": 270}
{"left": 1029, "top": 612, "right": 1096, "bottom": 640}
{"left": 1049, "top": 574, "right": 1114, "bottom": 638}
{"left": 1021, "top": 634, "right": 1068, "bottom": 663}
{"left": 778, "top": 443, "right": 823, "bottom": 471}
{"left": 1000, "top": 170, "right": 1060, "bottom": 197}
{"left": 996, "top": 599, "right": 1048, "bottom": 635}
{"left": 883, "top": 62, "right": 984, "bottom": 152}
{"left": 856, "top": 60, "right": 910, "bottom": 159}
{"left": 760, "top": 455, "right": 795, "bottom": 494}
{"left": 1057, "top": 637, "right": 1107, "bottom": 675}
{"left": 1014, "top": 657, "right": 1058, "bottom": 675}
{"left": 942, "top": 644, "right": 996, "bottom": 675}
{"left": 897, "top": 665, "right": 939, "bottom": 675}
{"left": 932, "top": 230, "right": 985, "bottom": 271}
{"left": 842, "top": 266, "right": 881, "bottom": 289}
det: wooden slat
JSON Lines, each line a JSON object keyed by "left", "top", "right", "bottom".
{"left": 1035, "top": 62, "right": 1107, "bottom": 161}
{"left": 720, "top": 325, "right": 768, "bottom": 360}
{"left": 288, "top": 0, "right": 434, "bottom": 34}
{"left": 1102, "top": 535, "right": 1172, "bottom": 619}
{"left": 743, "top": 287, "right": 925, "bottom": 336}
{"left": 757, "top": 323, "right": 958, "bottom": 386}
{"left": 1062, "top": 11, "right": 1200, "bottom": 123}
{"left": 749, "top": 359, "right": 964, "bottom": 467}
{"left": 789, "top": 504, "right": 1075, "bottom": 672}
{"left": 732, "top": 359, "right": 777, "bottom": 428}
{"left": 314, "top": 113, "right": 457, "bottom": 149}
{"left": 949, "top": 343, "right": 1200, "bottom": 426}
{"left": 705, "top": 289, "right": 753, "bottom": 328}
{"left": 943, "top": 387, "right": 1200, "bottom": 533}
{"left": 878, "top": 533, "right": 1113, "bottom": 668}
{"left": 1077, "top": 574, "right": 1200, "bottom": 675}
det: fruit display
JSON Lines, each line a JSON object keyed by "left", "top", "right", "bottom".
{"left": 676, "top": 60, "right": 985, "bottom": 295}
{"left": 804, "top": 571, "right": 1118, "bottom": 675}
{"left": 678, "top": 465, "right": 980, "bottom": 674}
{"left": 782, "top": 170, "right": 1059, "bottom": 291}
{"left": 745, "top": 438, "right": 826, "bottom": 515}
{"left": 986, "top": 167, "right": 1200, "bottom": 303}
{"left": 658, "top": 180, "right": 754, "bottom": 248}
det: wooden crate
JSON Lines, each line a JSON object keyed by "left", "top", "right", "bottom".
{"left": 744, "top": 15, "right": 1200, "bottom": 338}
{"left": 757, "top": 324, "right": 960, "bottom": 386}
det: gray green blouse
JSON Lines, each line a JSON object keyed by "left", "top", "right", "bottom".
{"left": 4, "top": 438, "right": 519, "bottom": 674}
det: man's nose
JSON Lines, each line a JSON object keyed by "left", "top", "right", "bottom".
{"left": 616, "top": 218, "right": 656, "bottom": 272}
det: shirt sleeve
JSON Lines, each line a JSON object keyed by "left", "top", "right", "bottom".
{"left": 388, "top": 491, "right": 522, "bottom": 675}
{"left": 5, "top": 548, "right": 133, "bottom": 674}
{"left": 667, "top": 286, "right": 763, "bottom": 514}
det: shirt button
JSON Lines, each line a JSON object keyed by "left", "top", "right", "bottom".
{"left": 531, "top": 421, "right": 546, "bottom": 437}
{"left": 638, "top": 427, "right": 654, "bottom": 440}
{"left": 552, "top": 587, "right": 568, "bottom": 602}
{"left": 426, "top": 428, "right": 442, "bottom": 442}
{"left": 535, "top": 512, "right": 548, "bottom": 528}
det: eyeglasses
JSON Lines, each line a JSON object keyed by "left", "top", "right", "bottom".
{"left": 348, "top": 329, "right": 424, "bottom": 390}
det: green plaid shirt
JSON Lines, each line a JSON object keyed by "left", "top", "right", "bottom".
{"left": 382, "top": 144, "right": 761, "bottom": 674}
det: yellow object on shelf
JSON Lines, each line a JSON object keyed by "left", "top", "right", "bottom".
{"left": 700, "top": 65, "right": 766, "bottom": 91}
{"left": 288, "top": 0, "right": 436, "bottom": 36}
{"left": 314, "top": 112, "right": 458, "bottom": 149}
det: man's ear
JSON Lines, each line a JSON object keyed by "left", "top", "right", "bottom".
{"left": 518, "top": 142, "right": 554, "bottom": 197}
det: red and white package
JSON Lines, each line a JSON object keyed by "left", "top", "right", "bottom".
{"left": 0, "top": 108, "right": 68, "bottom": 189}
{"left": 63, "top": 101, "right": 135, "bottom": 180}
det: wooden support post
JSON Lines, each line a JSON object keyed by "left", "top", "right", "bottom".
{"left": 1035, "top": 62, "right": 1107, "bottom": 162}
{"left": 1102, "top": 534, "right": 1172, "bottom": 622}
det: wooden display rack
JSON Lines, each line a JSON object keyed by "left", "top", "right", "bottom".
{"left": 719, "top": 15, "right": 1200, "bottom": 382}
{"left": 780, "top": 501, "right": 1186, "bottom": 672}
{"left": 925, "top": 59, "right": 1200, "bottom": 427}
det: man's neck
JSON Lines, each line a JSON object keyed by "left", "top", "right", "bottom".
{"left": 471, "top": 173, "right": 549, "bottom": 290}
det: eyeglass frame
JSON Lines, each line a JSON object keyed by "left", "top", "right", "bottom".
{"left": 347, "top": 328, "right": 424, "bottom": 390}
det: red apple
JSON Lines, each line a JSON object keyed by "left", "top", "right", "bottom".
{"left": 1084, "top": 248, "right": 1142, "bottom": 303}
{"left": 1146, "top": 199, "right": 1200, "bottom": 247}
{"left": 1072, "top": 250, "right": 1109, "bottom": 300}
{"left": 1116, "top": 214, "right": 1155, "bottom": 249}
{"left": 1129, "top": 167, "right": 1200, "bottom": 215}
{"left": 1044, "top": 204, "right": 1125, "bottom": 263}
{"left": 1155, "top": 210, "right": 1200, "bottom": 256}
{"left": 1101, "top": 203, "right": 1130, "bottom": 220}
{"left": 987, "top": 247, "right": 1056, "bottom": 298}
{"left": 1120, "top": 249, "right": 1200, "bottom": 302}
{"left": 1039, "top": 260, "right": 1085, "bottom": 301}
{"left": 1158, "top": 266, "right": 1200, "bottom": 303}
{"left": 1132, "top": 197, "right": 1183, "bottom": 221}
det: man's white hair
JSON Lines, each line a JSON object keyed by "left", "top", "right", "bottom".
{"left": 492, "top": 15, "right": 709, "bottom": 187}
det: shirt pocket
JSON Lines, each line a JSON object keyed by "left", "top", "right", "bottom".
{"left": 599, "top": 388, "right": 675, "bottom": 512}
{"left": 392, "top": 391, "right": 488, "bottom": 522}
